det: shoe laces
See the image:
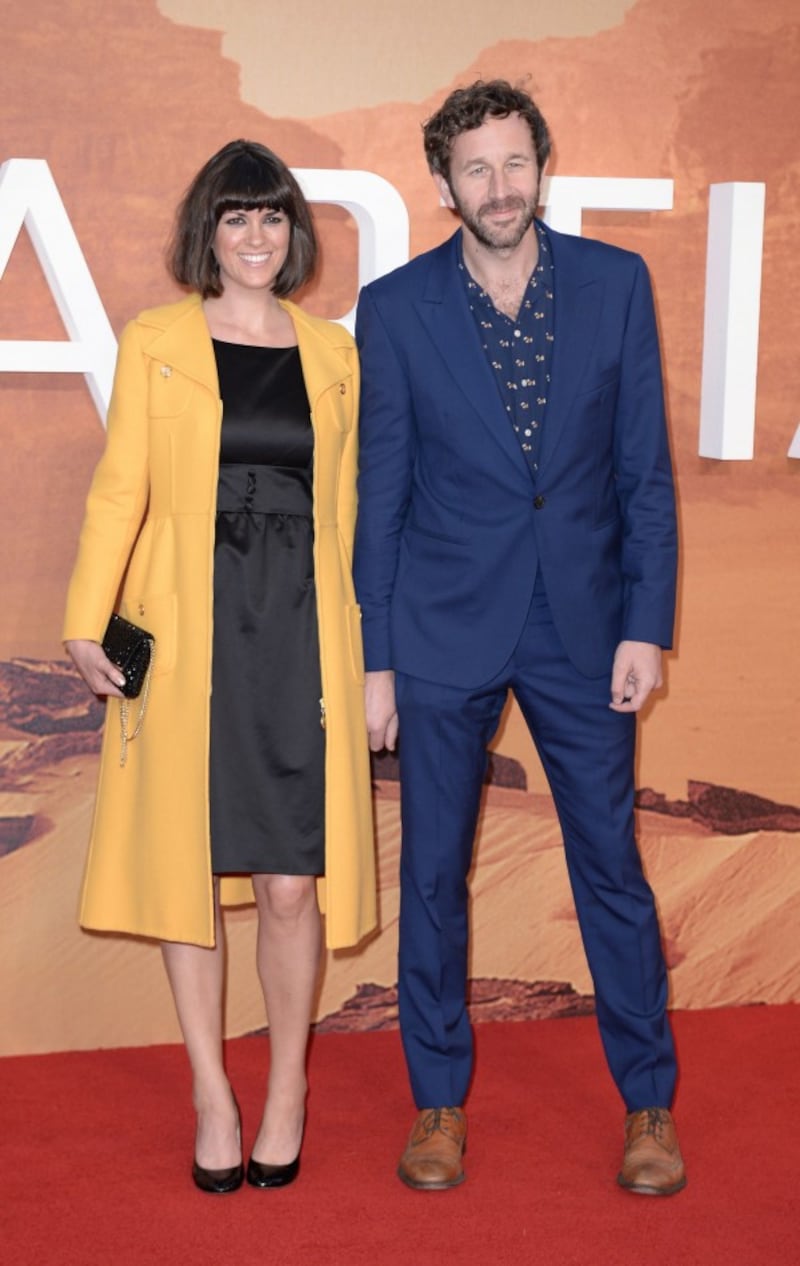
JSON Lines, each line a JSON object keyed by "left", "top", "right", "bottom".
{"left": 417, "top": 1108, "right": 462, "bottom": 1142}
{"left": 635, "top": 1107, "right": 670, "bottom": 1139}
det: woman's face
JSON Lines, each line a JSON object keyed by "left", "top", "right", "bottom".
{"left": 211, "top": 206, "right": 291, "bottom": 295}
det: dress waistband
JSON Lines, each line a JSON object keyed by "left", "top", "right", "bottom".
{"left": 216, "top": 464, "right": 313, "bottom": 516}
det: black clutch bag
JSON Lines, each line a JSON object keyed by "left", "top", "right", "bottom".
{"left": 102, "top": 613, "right": 155, "bottom": 699}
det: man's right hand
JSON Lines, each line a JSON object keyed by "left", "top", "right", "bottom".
{"left": 364, "top": 669, "right": 399, "bottom": 752}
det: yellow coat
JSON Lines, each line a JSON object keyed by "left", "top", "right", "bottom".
{"left": 63, "top": 294, "right": 376, "bottom": 949}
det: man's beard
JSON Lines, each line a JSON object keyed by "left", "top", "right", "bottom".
{"left": 450, "top": 189, "right": 539, "bottom": 251}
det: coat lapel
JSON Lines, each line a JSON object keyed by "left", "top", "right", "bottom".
{"left": 143, "top": 294, "right": 220, "bottom": 398}
{"left": 538, "top": 230, "right": 605, "bottom": 474}
{"left": 414, "top": 233, "right": 531, "bottom": 482}
{"left": 141, "top": 295, "right": 354, "bottom": 416}
{"left": 282, "top": 300, "right": 354, "bottom": 414}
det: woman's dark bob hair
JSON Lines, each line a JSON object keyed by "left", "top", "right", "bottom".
{"left": 169, "top": 139, "right": 317, "bottom": 299}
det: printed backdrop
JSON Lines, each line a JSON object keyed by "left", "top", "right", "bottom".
{"left": 1, "top": 0, "right": 798, "bottom": 1054}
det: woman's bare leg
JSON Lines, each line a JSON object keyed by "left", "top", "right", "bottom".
{"left": 250, "top": 873, "right": 321, "bottom": 1164}
{"left": 161, "top": 882, "right": 240, "bottom": 1169}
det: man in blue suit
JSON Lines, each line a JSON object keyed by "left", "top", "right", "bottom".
{"left": 353, "top": 80, "right": 685, "bottom": 1196}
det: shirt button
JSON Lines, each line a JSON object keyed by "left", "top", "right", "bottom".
{"left": 533, "top": 495, "right": 546, "bottom": 510}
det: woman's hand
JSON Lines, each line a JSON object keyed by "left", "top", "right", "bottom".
{"left": 65, "top": 639, "right": 127, "bottom": 698}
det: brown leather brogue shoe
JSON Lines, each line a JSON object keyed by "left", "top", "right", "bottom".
{"left": 397, "top": 1107, "right": 467, "bottom": 1190}
{"left": 617, "top": 1107, "right": 686, "bottom": 1196}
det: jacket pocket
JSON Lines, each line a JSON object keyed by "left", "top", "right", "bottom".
{"left": 120, "top": 591, "right": 177, "bottom": 677}
{"left": 574, "top": 369, "right": 620, "bottom": 401}
{"left": 404, "top": 524, "right": 470, "bottom": 548}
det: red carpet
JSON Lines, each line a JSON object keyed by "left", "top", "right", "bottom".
{"left": 2, "top": 1006, "right": 798, "bottom": 1266}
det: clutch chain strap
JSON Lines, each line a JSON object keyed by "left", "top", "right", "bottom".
{"left": 118, "top": 639, "right": 155, "bottom": 767}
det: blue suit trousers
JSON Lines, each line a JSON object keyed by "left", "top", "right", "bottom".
{"left": 395, "top": 579, "right": 677, "bottom": 1112}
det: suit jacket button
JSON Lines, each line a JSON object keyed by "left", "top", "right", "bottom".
{"left": 533, "top": 495, "right": 546, "bottom": 509}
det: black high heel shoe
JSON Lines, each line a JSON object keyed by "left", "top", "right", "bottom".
{"left": 192, "top": 1159, "right": 245, "bottom": 1194}
{"left": 246, "top": 1150, "right": 301, "bottom": 1189}
{"left": 192, "top": 1109, "right": 244, "bottom": 1194}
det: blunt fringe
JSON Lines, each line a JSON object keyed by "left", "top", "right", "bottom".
{"left": 168, "top": 139, "right": 317, "bottom": 299}
{"left": 423, "top": 79, "right": 552, "bottom": 180}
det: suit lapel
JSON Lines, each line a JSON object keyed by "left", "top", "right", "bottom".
{"left": 538, "top": 230, "right": 605, "bottom": 474}
{"left": 414, "top": 233, "right": 531, "bottom": 481}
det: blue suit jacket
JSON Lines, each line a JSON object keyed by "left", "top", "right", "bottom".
{"left": 353, "top": 226, "right": 677, "bottom": 686}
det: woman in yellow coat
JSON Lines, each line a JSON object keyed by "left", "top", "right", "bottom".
{"left": 64, "top": 141, "right": 375, "bottom": 1194}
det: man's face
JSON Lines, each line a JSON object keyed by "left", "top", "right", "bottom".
{"left": 435, "top": 112, "right": 542, "bottom": 252}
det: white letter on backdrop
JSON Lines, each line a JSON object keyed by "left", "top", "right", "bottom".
{"left": 699, "top": 183, "right": 766, "bottom": 460}
{"left": 540, "top": 176, "right": 674, "bottom": 236}
{"left": 294, "top": 169, "right": 410, "bottom": 332}
{"left": 0, "top": 159, "right": 117, "bottom": 423}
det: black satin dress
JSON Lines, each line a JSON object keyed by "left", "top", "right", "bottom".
{"left": 209, "top": 340, "right": 325, "bottom": 876}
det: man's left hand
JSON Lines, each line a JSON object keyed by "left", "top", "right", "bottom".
{"left": 609, "top": 641, "right": 664, "bottom": 713}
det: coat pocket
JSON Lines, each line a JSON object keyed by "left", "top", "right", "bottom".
{"left": 120, "top": 592, "right": 177, "bottom": 677}
{"left": 148, "top": 363, "right": 195, "bottom": 417}
{"left": 346, "top": 603, "right": 365, "bottom": 685}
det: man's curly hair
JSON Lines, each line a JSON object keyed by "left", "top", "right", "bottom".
{"left": 423, "top": 79, "right": 551, "bottom": 181}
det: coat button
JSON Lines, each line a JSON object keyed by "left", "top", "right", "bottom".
{"left": 339, "top": 382, "right": 347, "bottom": 394}
{"left": 533, "top": 495, "right": 546, "bottom": 510}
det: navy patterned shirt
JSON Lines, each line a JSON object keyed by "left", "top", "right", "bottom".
{"left": 458, "top": 220, "right": 555, "bottom": 478}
